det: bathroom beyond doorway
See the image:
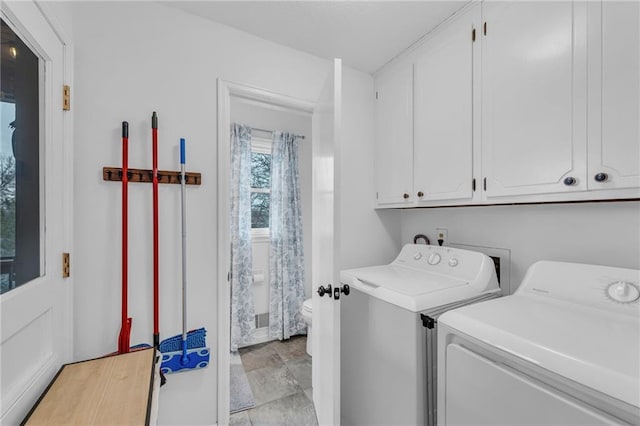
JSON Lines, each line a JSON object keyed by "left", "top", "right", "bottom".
{"left": 231, "top": 336, "right": 317, "bottom": 425}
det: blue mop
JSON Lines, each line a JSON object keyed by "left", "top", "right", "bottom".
{"left": 159, "top": 138, "right": 210, "bottom": 374}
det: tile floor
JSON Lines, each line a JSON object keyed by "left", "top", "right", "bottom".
{"left": 231, "top": 335, "right": 318, "bottom": 426}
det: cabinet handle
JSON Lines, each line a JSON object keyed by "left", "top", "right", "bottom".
{"left": 417, "top": 191, "right": 424, "bottom": 197}
{"left": 563, "top": 177, "right": 576, "bottom": 186}
{"left": 594, "top": 173, "right": 608, "bottom": 182}
{"left": 403, "top": 193, "right": 410, "bottom": 199}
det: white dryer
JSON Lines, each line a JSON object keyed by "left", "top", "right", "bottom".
{"left": 438, "top": 261, "right": 640, "bottom": 425}
{"left": 339, "top": 243, "right": 501, "bottom": 426}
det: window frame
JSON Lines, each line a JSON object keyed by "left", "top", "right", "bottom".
{"left": 250, "top": 136, "right": 272, "bottom": 241}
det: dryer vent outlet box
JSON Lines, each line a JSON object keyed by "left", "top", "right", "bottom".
{"left": 489, "top": 256, "right": 501, "bottom": 284}
{"left": 449, "top": 243, "right": 511, "bottom": 295}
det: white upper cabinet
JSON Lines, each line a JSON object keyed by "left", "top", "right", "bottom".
{"left": 481, "top": 2, "right": 588, "bottom": 198}
{"left": 587, "top": 1, "right": 640, "bottom": 191}
{"left": 375, "top": 63, "right": 414, "bottom": 205}
{"left": 413, "top": 6, "right": 480, "bottom": 203}
{"left": 373, "top": 1, "right": 638, "bottom": 209}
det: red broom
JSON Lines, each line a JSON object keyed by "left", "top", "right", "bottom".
{"left": 152, "top": 112, "right": 160, "bottom": 349}
{"left": 118, "top": 121, "right": 132, "bottom": 354}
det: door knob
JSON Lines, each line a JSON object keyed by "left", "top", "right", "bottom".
{"left": 317, "top": 284, "right": 332, "bottom": 297}
{"left": 333, "top": 284, "right": 350, "bottom": 300}
{"left": 403, "top": 193, "right": 410, "bottom": 199}
{"left": 594, "top": 172, "right": 608, "bottom": 182}
{"left": 563, "top": 177, "right": 576, "bottom": 186}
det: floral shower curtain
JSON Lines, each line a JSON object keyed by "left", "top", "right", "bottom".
{"left": 230, "top": 123, "right": 255, "bottom": 351}
{"left": 269, "top": 131, "right": 306, "bottom": 340}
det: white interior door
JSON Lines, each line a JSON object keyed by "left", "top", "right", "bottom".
{"left": 311, "top": 58, "right": 342, "bottom": 425}
{"left": 0, "top": 2, "right": 71, "bottom": 424}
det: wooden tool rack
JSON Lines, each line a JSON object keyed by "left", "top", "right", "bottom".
{"left": 103, "top": 167, "right": 202, "bottom": 185}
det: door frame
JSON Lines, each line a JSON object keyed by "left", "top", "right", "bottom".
{"left": 216, "top": 79, "right": 314, "bottom": 425}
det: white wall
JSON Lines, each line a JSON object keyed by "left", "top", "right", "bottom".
{"left": 400, "top": 201, "right": 640, "bottom": 291}
{"left": 71, "top": 2, "right": 395, "bottom": 424}
{"left": 340, "top": 67, "right": 402, "bottom": 269}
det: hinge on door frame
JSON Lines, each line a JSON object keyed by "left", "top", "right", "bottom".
{"left": 63, "top": 85, "right": 70, "bottom": 111}
{"left": 483, "top": 177, "right": 487, "bottom": 191}
{"left": 483, "top": 22, "right": 487, "bottom": 36}
{"left": 227, "top": 271, "right": 232, "bottom": 281}
{"left": 62, "top": 253, "right": 70, "bottom": 278}
{"left": 376, "top": 192, "right": 379, "bottom": 200}
{"left": 375, "top": 91, "right": 378, "bottom": 100}
{"left": 472, "top": 28, "right": 476, "bottom": 42}
{"left": 472, "top": 178, "right": 476, "bottom": 191}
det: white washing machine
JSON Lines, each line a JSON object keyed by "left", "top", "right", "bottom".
{"left": 438, "top": 261, "right": 640, "bottom": 425}
{"left": 340, "top": 243, "right": 501, "bottom": 426}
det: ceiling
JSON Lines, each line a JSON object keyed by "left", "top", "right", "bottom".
{"left": 162, "top": 1, "right": 468, "bottom": 74}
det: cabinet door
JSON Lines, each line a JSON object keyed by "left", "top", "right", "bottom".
{"left": 587, "top": 1, "right": 640, "bottom": 190}
{"left": 482, "top": 2, "right": 587, "bottom": 198}
{"left": 414, "top": 7, "right": 479, "bottom": 202}
{"left": 375, "top": 64, "right": 414, "bottom": 205}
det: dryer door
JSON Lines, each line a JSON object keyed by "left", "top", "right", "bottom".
{"left": 443, "top": 344, "right": 625, "bottom": 425}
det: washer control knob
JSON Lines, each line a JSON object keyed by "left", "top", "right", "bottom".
{"left": 427, "top": 253, "right": 441, "bottom": 265}
{"left": 413, "top": 252, "right": 422, "bottom": 260}
{"left": 448, "top": 258, "right": 459, "bottom": 267}
{"left": 606, "top": 281, "right": 640, "bottom": 303}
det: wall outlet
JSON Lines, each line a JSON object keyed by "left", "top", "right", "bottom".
{"left": 436, "top": 228, "right": 448, "bottom": 246}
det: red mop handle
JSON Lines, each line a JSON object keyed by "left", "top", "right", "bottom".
{"left": 118, "top": 121, "right": 131, "bottom": 354}
{"left": 152, "top": 112, "right": 160, "bottom": 348}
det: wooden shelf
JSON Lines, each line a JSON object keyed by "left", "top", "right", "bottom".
{"left": 103, "top": 167, "right": 201, "bottom": 185}
{"left": 23, "top": 348, "right": 157, "bottom": 425}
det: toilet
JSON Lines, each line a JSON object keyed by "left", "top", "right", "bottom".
{"left": 301, "top": 298, "right": 313, "bottom": 356}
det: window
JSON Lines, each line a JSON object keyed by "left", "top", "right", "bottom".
{"left": 250, "top": 137, "right": 272, "bottom": 231}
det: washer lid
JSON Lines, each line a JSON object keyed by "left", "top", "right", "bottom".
{"left": 340, "top": 244, "right": 500, "bottom": 312}
{"left": 340, "top": 265, "right": 498, "bottom": 312}
{"left": 439, "top": 295, "right": 640, "bottom": 408}
{"left": 348, "top": 265, "right": 468, "bottom": 296}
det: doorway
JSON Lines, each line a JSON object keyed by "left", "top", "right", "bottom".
{"left": 216, "top": 80, "right": 316, "bottom": 425}
{"left": 228, "top": 98, "right": 315, "bottom": 424}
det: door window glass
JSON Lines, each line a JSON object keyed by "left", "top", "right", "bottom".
{"left": 1, "top": 18, "right": 41, "bottom": 294}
